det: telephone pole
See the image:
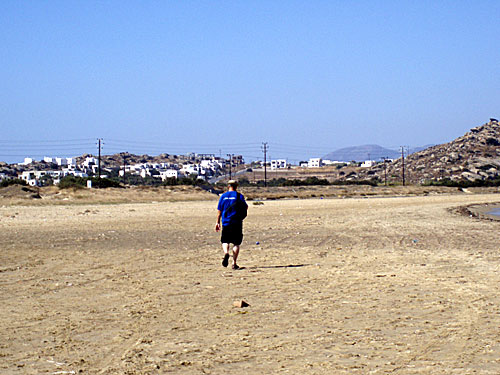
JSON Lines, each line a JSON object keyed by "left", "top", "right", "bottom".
{"left": 400, "top": 146, "right": 405, "bottom": 186}
{"left": 97, "top": 138, "right": 103, "bottom": 178}
{"left": 262, "top": 142, "right": 268, "bottom": 187}
{"left": 405, "top": 146, "right": 410, "bottom": 184}
{"left": 382, "top": 157, "right": 389, "bottom": 186}
{"left": 227, "top": 154, "right": 233, "bottom": 179}
{"left": 122, "top": 154, "right": 127, "bottom": 184}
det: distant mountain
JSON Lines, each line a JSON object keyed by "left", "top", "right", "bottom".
{"left": 323, "top": 144, "right": 400, "bottom": 162}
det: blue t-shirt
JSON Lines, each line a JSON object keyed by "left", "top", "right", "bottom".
{"left": 217, "top": 191, "right": 247, "bottom": 226}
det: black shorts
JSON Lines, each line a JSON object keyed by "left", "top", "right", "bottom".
{"left": 221, "top": 222, "right": 243, "bottom": 246}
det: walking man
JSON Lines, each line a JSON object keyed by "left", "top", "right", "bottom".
{"left": 215, "top": 180, "right": 248, "bottom": 269}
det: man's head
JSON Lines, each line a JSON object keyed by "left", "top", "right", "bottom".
{"left": 227, "top": 180, "right": 238, "bottom": 191}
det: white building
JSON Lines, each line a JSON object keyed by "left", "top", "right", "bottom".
{"left": 200, "top": 159, "right": 215, "bottom": 169}
{"left": 55, "top": 157, "right": 68, "bottom": 166}
{"left": 68, "top": 170, "right": 88, "bottom": 178}
{"left": 181, "top": 163, "right": 200, "bottom": 176}
{"left": 271, "top": 159, "right": 288, "bottom": 170}
{"left": 140, "top": 169, "right": 150, "bottom": 178}
{"left": 19, "top": 170, "right": 64, "bottom": 186}
{"left": 82, "top": 157, "right": 98, "bottom": 168}
{"left": 308, "top": 158, "right": 322, "bottom": 168}
{"left": 213, "top": 157, "right": 226, "bottom": 169}
{"left": 322, "top": 159, "right": 344, "bottom": 166}
{"left": 157, "top": 169, "right": 179, "bottom": 181}
{"left": 361, "top": 160, "right": 375, "bottom": 168}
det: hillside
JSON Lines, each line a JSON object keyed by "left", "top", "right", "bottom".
{"left": 356, "top": 119, "right": 500, "bottom": 183}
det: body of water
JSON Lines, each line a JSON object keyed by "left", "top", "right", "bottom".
{"left": 487, "top": 207, "right": 500, "bottom": 216}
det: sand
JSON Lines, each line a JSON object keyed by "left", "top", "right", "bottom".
{"left": 1, "top": 191, "right": 500, "bottom": 374}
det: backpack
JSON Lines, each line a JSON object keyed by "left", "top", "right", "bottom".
{"left": 225, "top": 192, "right": 247, "bottom": 221}
{"left": 235, "top": 193, "right": 247, "bottom": 220}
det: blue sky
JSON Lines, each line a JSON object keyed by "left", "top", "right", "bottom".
{"left": 1, "top": 1, "right": 499, "bottom": 164}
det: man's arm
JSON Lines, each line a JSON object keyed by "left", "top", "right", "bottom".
{"left": 215, "top": 210, "right": 222, "bottom": 232}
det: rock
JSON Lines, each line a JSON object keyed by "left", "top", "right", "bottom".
{"left": 461, "top": 172, "right": 483, "bottom": 181}
{"left": 233, "top": 300, "right": 250, "bottom": 308}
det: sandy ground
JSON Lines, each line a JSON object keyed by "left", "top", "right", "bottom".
{"left": 1, "top": 191, "right": 500, "bottom": 374}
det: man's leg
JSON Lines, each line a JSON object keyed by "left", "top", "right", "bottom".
{"left": 232, "top": 245, "right": 240, "bottom": 267}
{"left": 222, "top": 243, "right": 230, "bottom": 267}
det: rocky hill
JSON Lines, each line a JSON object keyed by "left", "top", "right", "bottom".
{"left": 356, "top": 119, "right": 500, "bottom": 184}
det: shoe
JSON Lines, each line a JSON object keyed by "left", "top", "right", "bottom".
{"left": 232, "top": 264, "right": 240, "bottom": 270}
{"left": 222, "top": 253, "right": 229, "bottom": 267}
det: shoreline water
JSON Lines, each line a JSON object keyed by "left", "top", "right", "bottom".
{"left": 487, "top": 207, "right": 500, "bottom": 216}
{"left": 468, "top": 203, "right": 500, "bottom": 221}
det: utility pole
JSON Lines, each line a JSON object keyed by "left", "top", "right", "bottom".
{"left": 227, "top": 154, "right": 233, "bottom": 179}
{"left": 400, "top": 146, "right": 405, "bottom": 186}
{"left": 262, "top": 142, "right": 268, "bottom": 187}
{"left": 382, "top": 157, "right": 389, "bottom": 186}
{"left": 405, "top": 146, "right": 411, "bottom": 184}
{"left": 122, "top": 154, "right": 127, "bottom": 184}
{"left": 97, "top": 138, "right": 103, "bottom": 178}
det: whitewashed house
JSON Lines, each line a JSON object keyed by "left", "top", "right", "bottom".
{"left": 322, "top": 159, "right": 344, "bottom": 166}
{"left": 82, "top": 157, "right": 98, "bottom": 168}
{"left": 19, "top": 170, "right": 63, "bottom": 186}
{"left": 157, "top": 169, "right": 179, "bottom": 181}
{"left": 55, "top": 157, "right": 68, "bottom": 166}
{"left": 140, "top": 168, "right": 152, "bottom": 178}
{"left": 200, "top": 160, "right": 214, "bottom": 169}
{"left": 20, "top": 171, "right": 38, "bottom": 186}
{"left": 214, "top": 157, "right": 226, "bottom": 169}
{"left": 181, "top": 163, "right": 200, "bottom": 176}
{"left": 68, "top": 170, "right": 88, "bottom": 178}
{"left": 308, "top": 158, "right": 322, "bottom": 168}
{"left": 361, "top": 160, "right": 375, "bottom": 168}
{"left": 271, "top": 160, "right": 288, "bottom": 170}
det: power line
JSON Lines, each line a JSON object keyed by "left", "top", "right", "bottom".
{"left": 0, "top": 138, "right": 95, "bottom": 144}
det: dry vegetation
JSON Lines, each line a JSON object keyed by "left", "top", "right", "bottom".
{"left": 2, "top": 184, "right": 500, "bottom": 206}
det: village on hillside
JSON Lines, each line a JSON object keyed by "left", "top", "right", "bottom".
{"left": 0, "top": 151, "right": 363, "bottom": 187}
